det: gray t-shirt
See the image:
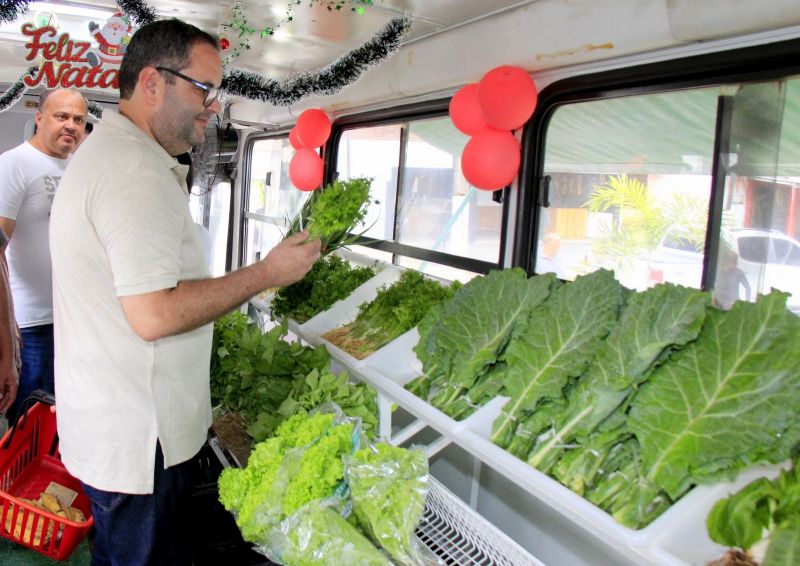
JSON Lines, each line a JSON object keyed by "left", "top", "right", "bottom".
{"left": 0, "top": 142, "right": 68, "bottom": 327}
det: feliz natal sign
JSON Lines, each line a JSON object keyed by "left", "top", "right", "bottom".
{"left": 21, "top": 12, "right": 132, "bottom": 90}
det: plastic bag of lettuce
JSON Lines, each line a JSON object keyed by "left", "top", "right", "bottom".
{"left": 345, "top": 443, "right": 430, "bottom": 565}
{"left": 218, "top": 403, "right": 435, "bottom": 565}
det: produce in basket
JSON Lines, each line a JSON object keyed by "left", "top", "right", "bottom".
{"left": 5, "top": 489, "right": 86, "bottom": 546}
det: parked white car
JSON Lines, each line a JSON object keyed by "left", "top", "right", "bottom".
{"left": 645, "top": 228, "right": 800, "bottom": 314}
{"left": 730, "top": 228, "right": 800, "bottom": 313}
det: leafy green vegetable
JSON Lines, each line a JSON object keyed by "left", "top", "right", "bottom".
{"left": 629, "top": 291, "right": 800, "bottom": 500}
{"left": 246, "top": 367, "right": 378, "bottom": 442}
{"left": 275, "top": 502, "right": 392, "bottom": 566}
{"left": 707, "top": 477, "right": 776, "bottom": 549}
{"left": 218, "top": 412, "right": 339, "bottom": 542}
{"left": 490, "top": 269, "right": 624, "bottom": 447}
{"left": 707, "top": 458, "right": 800, "bottom": 566}
{"left": 324, "top": 269, "right": 459, "bottom": 359}
{"left": 280, "top": 423, "right": 355, "bottom": 517}
{"left": 270, "top": 254, "right": 376, "bottom": 323}
{"left": 285, "top": 177, "right": 375, "bottom": 254}
{"left": 218, "top": 411, "right": 357, "bottom": 545}
{"left": 526, "top": 283, "right": 709, "bottom": 472}
{"left": 210, "top": 312, "right": 379, "bottom": 443}
{"left": 346, "top": 443, "right": 428, "bottom": 564}
{"left": 413, "top": 269, "right": 557, "bottom": 417}
{"left": 210, "top": 314, "right": 330, "bottom": 426}
{"left": 763, "top": 521, "right": 800, "bottom": 566}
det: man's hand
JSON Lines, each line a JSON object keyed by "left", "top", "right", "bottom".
{"left": 0, "top": 358, "right": 18, "bottom": 414}
{"left": 119, "top": 231, "right": 322, "bottom": 342}
{"left": 261, "top": 230, "right": 322, "bottom": 289}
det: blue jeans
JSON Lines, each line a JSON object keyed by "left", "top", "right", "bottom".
{"left": 81, "top": 444, "right": 195, "bottom": 566}
{"left": 8, "top": 324, "right": 54, "bottom": 423}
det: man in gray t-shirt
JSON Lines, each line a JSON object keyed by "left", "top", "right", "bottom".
{"left": 0, "top": 87, "right": 87, "bottom": 421}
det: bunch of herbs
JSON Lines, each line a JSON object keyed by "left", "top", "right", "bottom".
{"left": 285, "top": 176, "right": 375, "bottom": 254}
{"left": 323, "top": 269, "right": 460, "bottom": 359}
{"left": 270, "top": 254, "right": 376, "bottom": 323}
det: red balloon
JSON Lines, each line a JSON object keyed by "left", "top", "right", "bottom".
{"left": 295, "top": 109, "right": 331, "bottom": 149}
{"left": 449, "top": 83, "right": 492, "bottom": 136}
{"left": 477, "top": 66, "right": 538, "bottom": 131}
{"left": 288, "top": 127, "right": 303, "bottom": 149}
{"left": 289, "top": 149, "right": 323, "bottom": 191}
{"left": 461, "top": 130, "right": 521, "bottom": 190}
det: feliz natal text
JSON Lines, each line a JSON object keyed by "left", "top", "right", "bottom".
{"left": 22, "top": 24, "right": 119, "bottom": 89}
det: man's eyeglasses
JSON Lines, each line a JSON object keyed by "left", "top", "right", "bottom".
{"left": 155, "top": 67, "right": 219, "bottom": 107}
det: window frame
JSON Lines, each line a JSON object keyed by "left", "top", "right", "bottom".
{"left": 517, "top": 37, "right": 800, "bottom": 286}
{"left": 238, "top": 131, "right": 301, "bottom": 267}
{"left": 325, "top": 99, "right": 511, "bottom": 275}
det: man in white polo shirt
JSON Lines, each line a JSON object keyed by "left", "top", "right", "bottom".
{"left": 50, "top": 19, "right": 320, "bottom": 565}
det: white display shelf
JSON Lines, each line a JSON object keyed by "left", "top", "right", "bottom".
{"left": 299, "top": 265, "right": 403, "bottom": 368}
{"left": 252, "top": 260, "right": 788, "bottom": 566}
{"left": 287, "top": 311, "right": 787, "bottom": 566}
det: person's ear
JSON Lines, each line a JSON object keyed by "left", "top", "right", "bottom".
{"left": 33, "top": 111, "right": 43, "bottom": 130}
{"left": 139, "top": 67, "right": 163, "bottom": 105}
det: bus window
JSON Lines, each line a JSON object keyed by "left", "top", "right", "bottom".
{"left": 336, "top": 116, "right": 502, "bottom": 281}
{"left": 335, "top": 123, "right": 400, "bottom": 265}
{"left": 243, "top": 136, "right": 309, "bottom": 266}
{"left": 189, "top": 180, "right": 229, "bottom": 278}
{"left": 716, "top": 77, "right": 800, "bottom": 314}
{"left": 539, "top": 88, "right": 718, "bottom": 290}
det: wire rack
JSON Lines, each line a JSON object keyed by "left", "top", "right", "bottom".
{"left": 418, "top": 477, "right": 544, "bottom": 566}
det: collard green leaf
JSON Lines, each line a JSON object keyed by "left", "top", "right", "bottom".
{"left": 629, "top": 292, "right": 800, "bottom": 499}
{"left": 414, "top": 269, "right": 557, "bottom": 409}
{"left": 490, "top": 269, "right": 623, "bottom": 447}
{"left": 527, "top": 283, "right": 709, "bottom": 470}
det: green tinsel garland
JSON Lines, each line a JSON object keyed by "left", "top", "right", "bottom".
{"left": 0, "top": 65, "right": 36, "bottom": 113}
{"left": 0, "top": 0, "right": 30, "bottom": 24}
{"left": 221, "top": 16, "right": 411, "bottom": 106}
{"left": 87, "top": 99, "right": 104, "bottom": 119}
{"left": 116, "top": 0, "right": 156, "bottom": 27}
{"left": 0, "top": 0, "right": 410, "bottom": 111}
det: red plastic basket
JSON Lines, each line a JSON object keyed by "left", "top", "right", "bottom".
{"left": 0, "top": 402, "right": 93, "bottom": 560}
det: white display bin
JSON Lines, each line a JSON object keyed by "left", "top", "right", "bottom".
{"left": 300, "top": 265, "right": 404, "bottom": 367}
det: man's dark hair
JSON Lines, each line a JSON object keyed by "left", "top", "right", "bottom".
{"left": 118, "top": 18, "right": 219, "bottom": 100}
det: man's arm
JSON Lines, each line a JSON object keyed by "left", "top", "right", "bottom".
{"left": 0, "top": 237, "right": 18, "bottom": 413}
{"left": 120, "top": 230, "right": 320, "bottom": 342}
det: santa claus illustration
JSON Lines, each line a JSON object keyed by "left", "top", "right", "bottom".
{"left": 86, "top": 12, "right": 132, "bottom": 67}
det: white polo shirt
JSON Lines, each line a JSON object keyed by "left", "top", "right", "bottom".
{"left": 50, "top": 110, "right": 212, "bottom": 494}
